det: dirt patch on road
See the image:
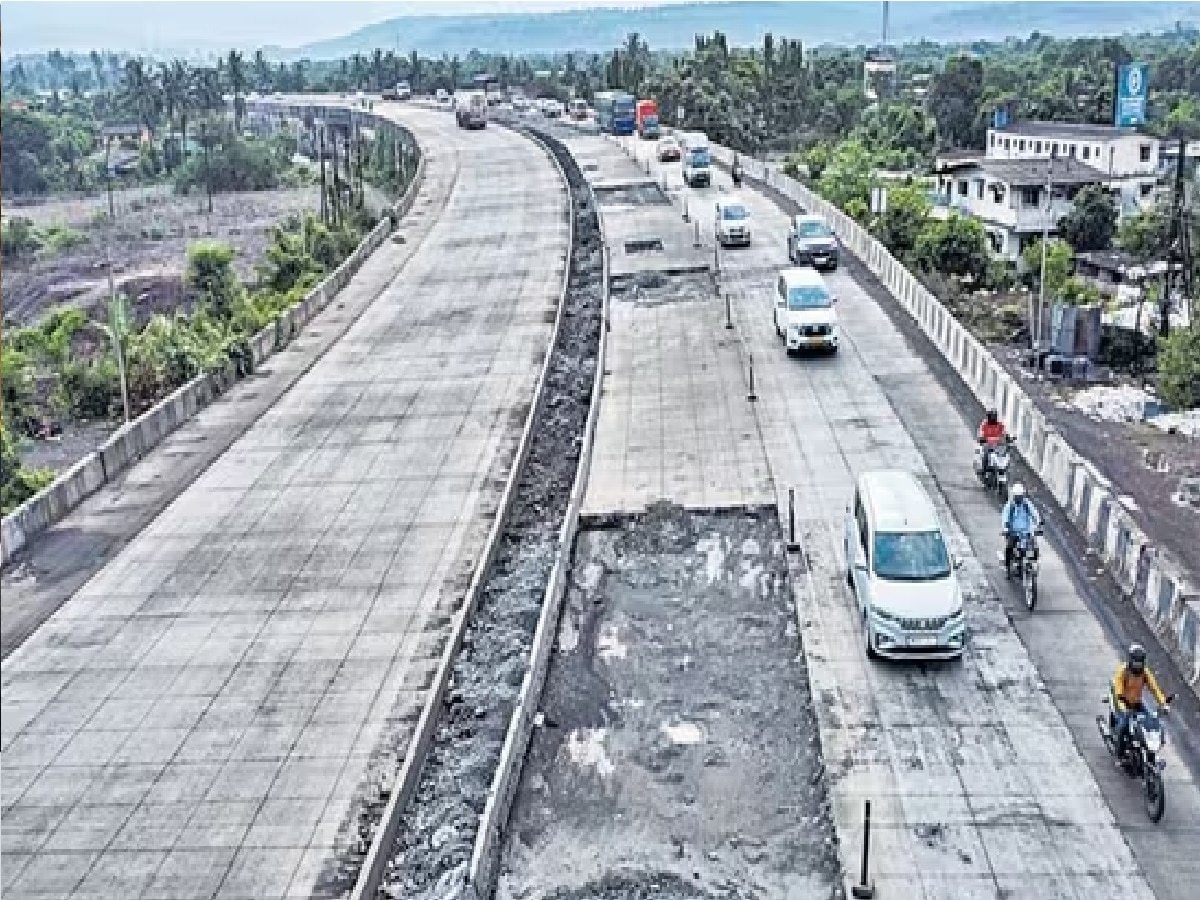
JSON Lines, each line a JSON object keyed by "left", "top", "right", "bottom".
{"left": 499, "top": 505, "right": 842, "bottom": 900}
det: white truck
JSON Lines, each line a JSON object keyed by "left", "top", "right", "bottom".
{"left": 680, "top": 131, "right": 712, "bottom": 188}
{"left": 455, "top": 90, "right": 487, "bottom": 129}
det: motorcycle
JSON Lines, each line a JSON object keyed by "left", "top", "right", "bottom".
{"left": 1004, "top": 527, "right": 1042, "bottom": 610}
{"left": 974, "top": 435, "right": 1013, "bottom": 499}
{"left": 731, "top": 164, "right": 744, "bottom": 188}
{"left": 1097, "top": 694, "right": 1174, "bottom": 822}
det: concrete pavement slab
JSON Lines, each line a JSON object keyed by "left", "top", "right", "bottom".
{"left": 1, "top": 107, "right": 569, "bottom": 900}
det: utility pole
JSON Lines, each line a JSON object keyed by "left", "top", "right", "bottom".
{"left": 1160, "top": 135, "right": 1193, "bottom": 337}
{"left": 1035, "top": 148, "right": 1057, "bottom": 353}
{"left": 200, "top": 122, "right": 213, "bottom": 216}
{"left": 103, "top": 242, "right": 131, "bottom": 423}
{"left": 318, "top": 122, "right": 328, "bottom": 224}
{"left": 104, "top": 136, "right": 115, "bottom": 220}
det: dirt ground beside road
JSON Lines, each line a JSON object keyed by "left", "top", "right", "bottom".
{"left": 498, "top": 505, "right": 842, "bottom": 900}
{"left": 3, "top": 185, "right": 322, "bottom": 328}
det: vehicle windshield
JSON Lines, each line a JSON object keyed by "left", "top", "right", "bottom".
{"left": 872, "top": 531, "right": 951, "bottom": 581}
{"left": 795, "top": 220, "right": 834, "bottom": 239}
{"left": 787, "top": 285, "right": 832, "bottom": 310}
{"left": 722, "top": 205, "right": 749, "bottom": 221}
{"left": 687, "top": 148, "right": 710, "bottom": 165}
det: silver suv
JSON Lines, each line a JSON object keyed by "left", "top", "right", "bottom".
{"left": 788, "top": 214, "right": 840, "bottom": 271}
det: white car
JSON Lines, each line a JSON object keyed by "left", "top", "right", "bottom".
{"left": 845, "top": 471, "right": 966, "bottom": 660}
{"left": 772, "top": 266, "right": 838, "bottom": 354}
{"left": 714, "top": 198, "right": 751, "bottom": 247}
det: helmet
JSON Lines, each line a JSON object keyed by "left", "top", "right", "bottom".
{"left": 1127, "top": 643, "right": 1146, "bottom": 674}
{"left": 986, "top": 409, "right": 999, "bottom": 424}
{"left": 1010, "top": 482, "right": 1026, "bottom": 500}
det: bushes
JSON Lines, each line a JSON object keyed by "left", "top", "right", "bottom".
{"left": 1157, "top": 325, "right": 1200, "bottom": 410}
{"left": 1, "top": 423, "right": 55, "bottom": 515}
{"left": 173, "top": 135, "right": 286, "bottom": 195}
{"left": 2, "top": 218, "right": 89, "bottom": 261}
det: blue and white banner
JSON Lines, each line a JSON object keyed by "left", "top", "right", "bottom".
{"left": 1115, "top": 63, "right": 1149, "bottom": 127}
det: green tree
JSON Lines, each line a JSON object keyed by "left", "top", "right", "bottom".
{"left": 1058, "top": 185, "right": 1117, "bottom": 253}
{"left": 875, "top": 184, "right": 932, "bottom": 263}
{"left": 1, "top": 422, "right": 55, "bottom": 515}
{"left": 915, "top": 214, "right": 991, "bottom": 283}
{"left": 927, "top": 54, "right": 984, "bottom": 149}
{"left": 816, "top": 139, "right": 874, "bottom": 217}
{"left": 186, "top": 242, "right": 242, "bottom": 320}
{"left": 1157, "top": 325, "right": 1200, "bottom": 409}
{"left": 226, "top": 50, "right": 247, "bottom": 132}
{"left": 1117, "top": 209, "right": 1171, "bottom": 263}
{"left": 1022, "top": 237, "right": 1074, "bottom": 297}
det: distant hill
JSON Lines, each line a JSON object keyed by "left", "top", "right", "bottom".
{"left": 294, "top": 2, "right": 1200, "bottom": 58}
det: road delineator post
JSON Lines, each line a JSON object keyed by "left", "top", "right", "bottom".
{"left": 682, "top": 196, "right": 689, "bottom": 222}
{"left": 786, "top": 489, "right": 800, "bottom": 552}
{"left": 851, "top": 800, "right": 875, "bottom": 899}
{"left": 747, "top": 353, "right": 758, "bottom": 402}
{"left": 694, "top": 219, "right": 702, "bottom": 248}
{"left": 724, "top": 292, "right": 734, "bottom": 330}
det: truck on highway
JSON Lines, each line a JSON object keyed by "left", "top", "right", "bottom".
{"left": 382, "top": 80, "right": 412, "bottom": 101}
{"left": 455, "top": 90, "right": 488, "bottom": 129}
{"left": 635, "top": 99, "right": 660, "bottom": 139}
{"left": 680, "top": 131, "right": 712, "bottom": 187}
{"left": 595, "top": 91, "right": 636, "bottom": 136}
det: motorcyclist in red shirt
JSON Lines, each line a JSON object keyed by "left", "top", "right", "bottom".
{"left": 976, "top": 408, "right": 1006, "bottom": 481}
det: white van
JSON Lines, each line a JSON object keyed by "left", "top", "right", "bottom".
{"left": 772, "top": 267, "right": 839, "bottom": 354}
{"left": 844, "top": 471, "right": 966, "bottom": 660}
{"left": 714, "top": 197, "right": 751, "bottom": 247}
{"left": 680, "top": 132, "right": 712, "bottom": 187}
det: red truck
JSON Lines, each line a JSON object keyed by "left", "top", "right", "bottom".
{"left": 635, "top": 99, "right": 660, "bottom": 139}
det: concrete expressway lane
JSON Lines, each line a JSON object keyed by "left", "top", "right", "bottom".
{"left": 0, "top": 106, "right": 569, "bottom": 900}
{"left": 618, "top": 134, "right": 1200, "bottom": 900}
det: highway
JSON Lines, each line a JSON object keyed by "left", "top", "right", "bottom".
{"left": 3, "top": 96, "right": 1197, "bottom": 900}
{"left": 620, "top": 132, "right": 1200, "bottom": 900}
{"left": 0, "top": 106, "right": 569, "bottom": 900}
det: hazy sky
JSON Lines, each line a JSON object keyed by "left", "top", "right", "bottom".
{"left": 1, "top": 0, "right": 705, "bottom": 54}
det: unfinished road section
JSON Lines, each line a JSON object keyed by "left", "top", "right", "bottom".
{"left": 0, "top": 106, "right": 568, "bottom": 900}
{"left": 623, "top": 134, "right": 1198, "bottom": 898}
{"left": 485, "top": 130, "right": 837, "bottom": 899}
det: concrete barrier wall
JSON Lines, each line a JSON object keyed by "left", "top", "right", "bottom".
{"left": 467, "top": 172, "right": 609, "bottom": 898}
{"left": 707, "top": 142, "right": 1199, "bottom": 692}
{"left": 1, "top": 115, "right": 425, "bottom": 567}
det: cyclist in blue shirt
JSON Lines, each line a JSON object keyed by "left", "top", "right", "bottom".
{"left": 1001, "top": 482, "right": 1041, "bottom": 574}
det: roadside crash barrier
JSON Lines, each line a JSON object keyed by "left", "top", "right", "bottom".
{"left": 1, "top": 116, "right": 426, "bottom": 568}
{"left": 706, "top": 142, "right": 1199, "bottom": 694}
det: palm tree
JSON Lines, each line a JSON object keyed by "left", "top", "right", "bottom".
{"left": 252, "top": 49, "right": 271, "bottom": 93}
{"left": 372, "top": 49, "right": 385, "bottom": 92}
{"left": 121, "top": 58, "right": 159, "bottom": 135}
{"left": 226, "top": 50, "right": 247, "bottom": 132}
{"left": 409, "top": 51, "right": 421, "bottom": 92}
{"left": 160, "top": 60, "right": 193, "bottom": 166}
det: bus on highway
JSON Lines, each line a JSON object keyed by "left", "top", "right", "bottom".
{"left": 594, "top": 91, "right": 635, "bottom": 136}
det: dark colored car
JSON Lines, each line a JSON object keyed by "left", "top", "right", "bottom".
{"left": 788, "top": 215, "right": 840, "bottom": 271}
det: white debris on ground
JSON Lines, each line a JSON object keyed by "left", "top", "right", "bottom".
{"left": 1070, "top": 384, "right": 1199, "bottom": 437}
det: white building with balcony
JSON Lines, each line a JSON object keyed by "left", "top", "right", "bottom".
{"left": 985, "top": 121, "right": 1160, "bottom": 215}
{"left": 933, "top": 156, "right": 1107, "bottom": 261}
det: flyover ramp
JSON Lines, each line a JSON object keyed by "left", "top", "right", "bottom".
{"left": 621, "top": 135, "right": 1198, "bottom": 900}
{"left": 0, "top": 107, "right": 569, "bottom": 900}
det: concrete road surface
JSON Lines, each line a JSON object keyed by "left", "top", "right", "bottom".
{"left": 596, "top": 131, "right": 1199, "bottom": 900}
{"left": 1, "top": 106, "right": 569, "bottom": 900}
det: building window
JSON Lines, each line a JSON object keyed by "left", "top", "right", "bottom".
{"left": 958, "top": 180, "right": 969, "bottom": 196}
{"left": 975, "top": 180, "right": 984, "bottom": 200}
{"left": 1139, "top": 144, "right": 1152, "bottom": 162}
{"left": 1052, "top": 142, "right": 1059, "bottom": 156}
{"left": 1069, "top": 144, "right": 1077, "bottom": 158}
{"left": 1082, "top": 145, "right": 1090, "bottom": 160}
{"left": 990, "top": 133, "right": 996, "bottom": 148}
{"left": 1018, "top": 139, "right": 1026, "bottom": 152}
{"left": 1094, "top": 145, "right": 1101, "bottom": 159}
{"left": 1020, "top": 186, "right": 1041, "bottom": 207}
{"left": 1004, "top": 138, "right": 1011, "bottom": 151}
{"left": 1140, "top": 183, "right": 1154, "bottom": 197}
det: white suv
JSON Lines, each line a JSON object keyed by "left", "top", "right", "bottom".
{"left": 715, "top": 198, "right": 751, "bottom": 247}
{"left": 772, "top": 266, "right": 839, "bottom": 354}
